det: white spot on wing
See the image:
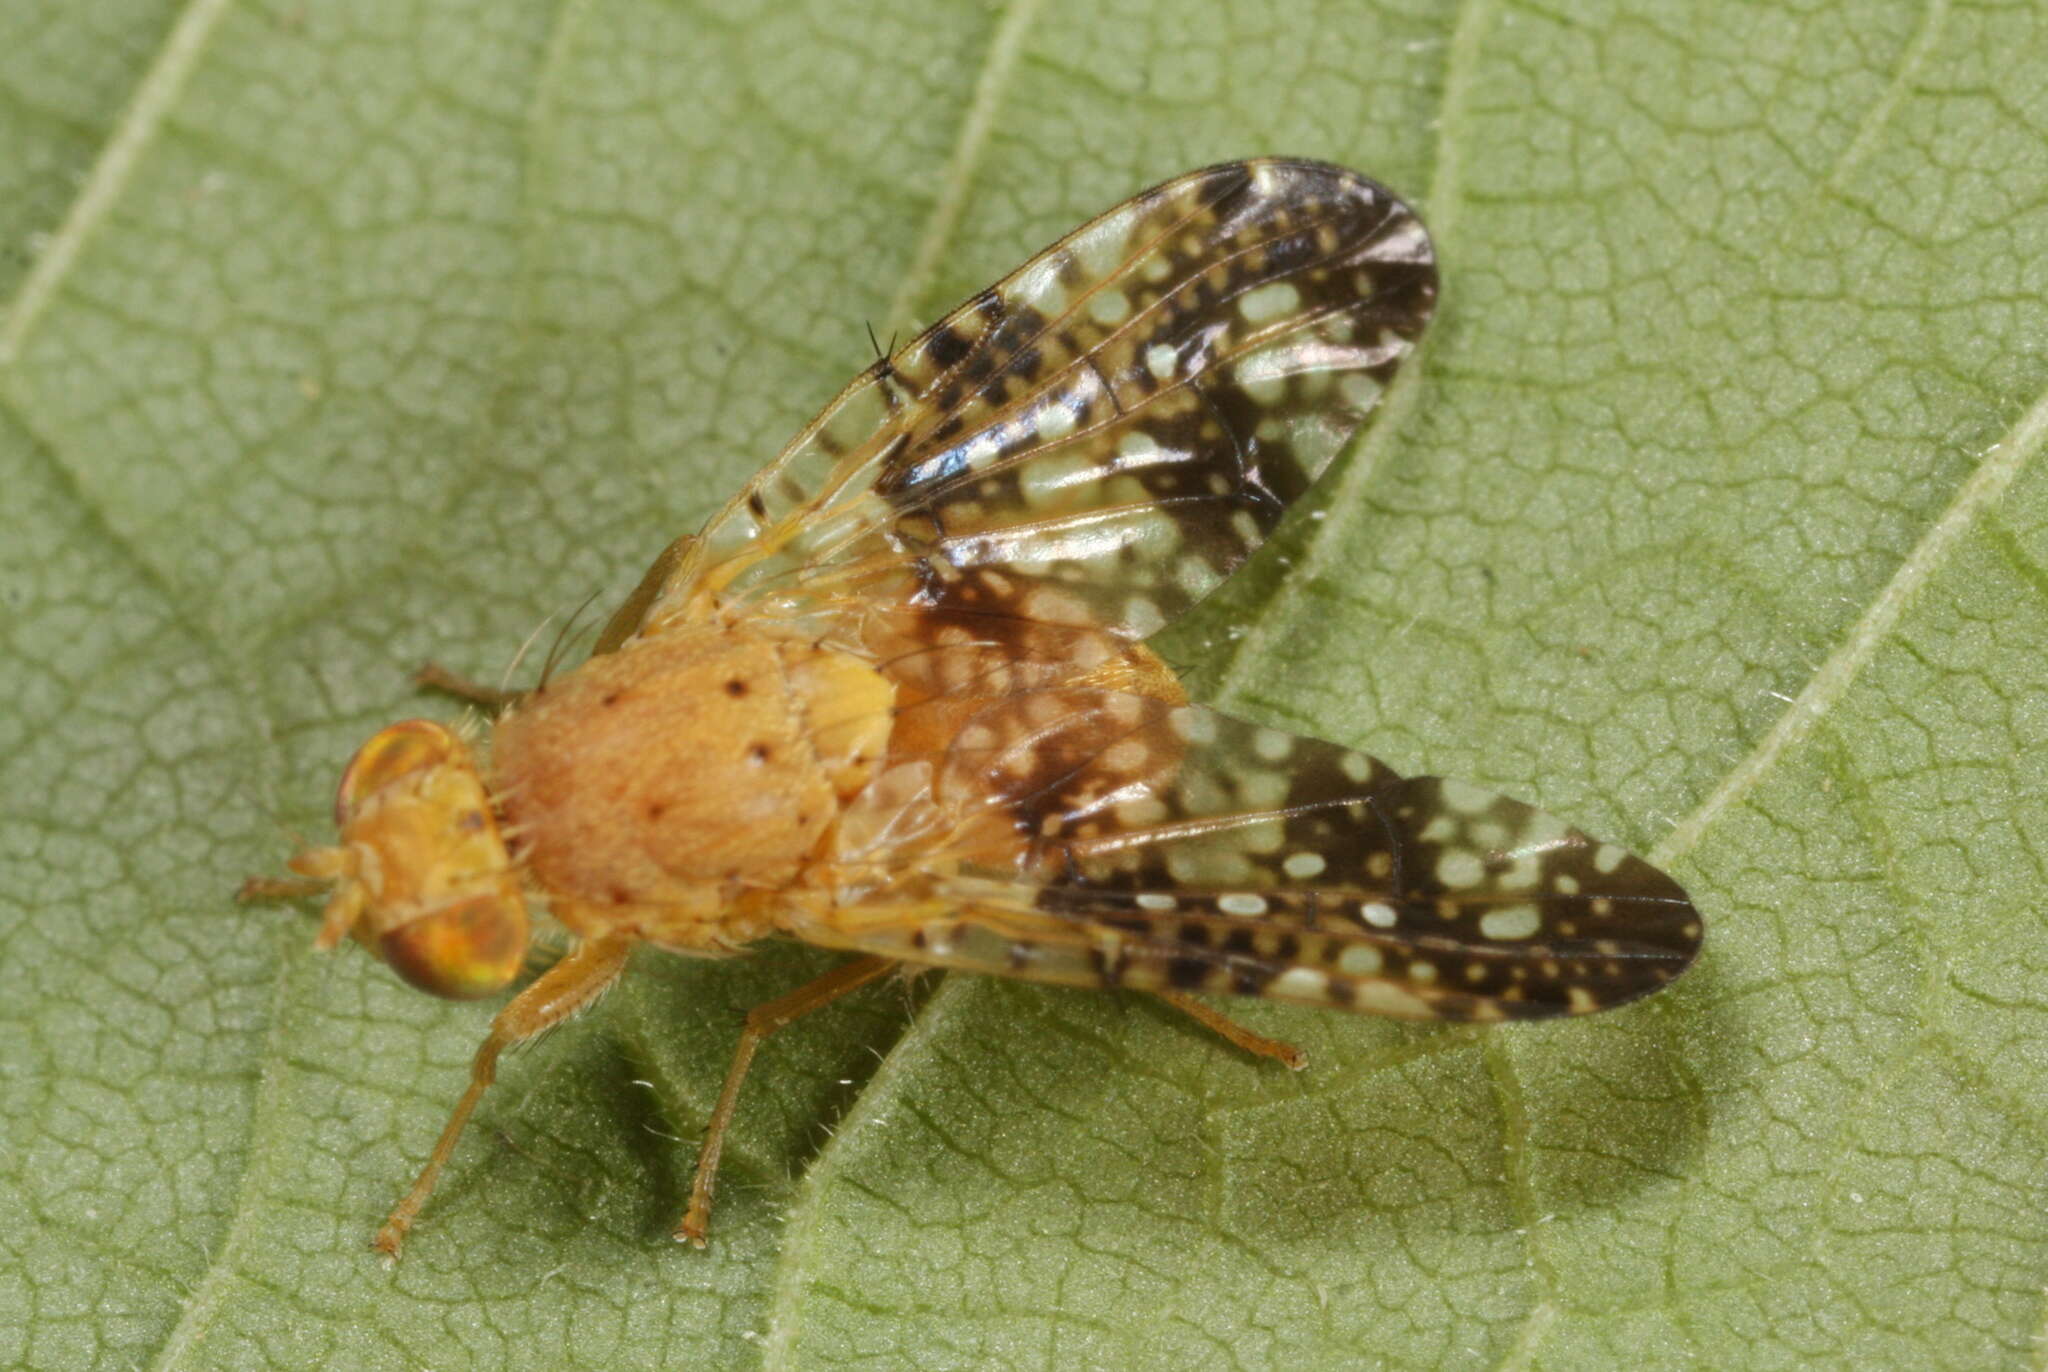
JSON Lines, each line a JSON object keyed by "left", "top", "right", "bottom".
{"left": 1439, "top": 779, "right": 1495, "bottom": 815}
{"left": 1014, "top": 258, "right": 1068, "bottom": 315}
{"left": 1115, "top": 797, "right": 1169, "bottom": 827}
{"left": 1238, "top": 769, "right": 1289, "bottom": 810}
{"left": 1176, "top": 555, "right": 1222, "bottom": 598}
{"left": 1238, "top": 282, "right": 1301, "bottom": 324}
{"left": 1035, "top": 401, "right": 1079, "bottom": 442}
{"left": 1272, "top": 967, "right": 1328, "bottom": 1000}
{"left": 1338, "top": 371, "right": 1383, "bottom": 410}
{"left": 1437, "top": 850, "right": 1485, "bottom": 888}
{"left": 1089, "top": 289, "right": 1131, "bottom": 325}
{"left": 1018, "top": 450, "right": 1100, "bottom": 508}
{"left": 1123, "top": 596, "right": 1165, "bottom": 638}
{"left": 1362, "top": 216, "right": 1430, "bottom": 264}
{"left": 1479, "top": 904, "right": 1543, "bottom": 940}
{"left": 1283, "top": 852, "right": 1326, "bottom": 879}
{"left": 1337, "top": 944, "right": 1383, "bottom": 976}
{"left": 1350, "top": 980, "right": 1431, "bottom": 1016}
{"left": 1073, "top": 206, "right": 1139, "bottom": 280}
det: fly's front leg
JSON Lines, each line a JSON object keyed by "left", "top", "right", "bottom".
{"left": 414, "top": 534, "right": 695, "bottom": 709}
{"left": 413, "top": 661, "right": 520, "bottom": 710}
{"left": 374, "top": 935, "right": 632, "bottom": 1260}
{"left": 235, "top": 874, "right": 327, "bottom": 902}
{"left": 677, "top": 955, "right": 896, "bottom": 1247}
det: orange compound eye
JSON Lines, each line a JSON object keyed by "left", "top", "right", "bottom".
{"left": 378, "top": 895, "right": 531, "bottom": 1000}
{"left": 335, "top": 719, "right": 465, "bottom": 825}
{"left": 325, "top": 716, "right": 527, "bottom": 998}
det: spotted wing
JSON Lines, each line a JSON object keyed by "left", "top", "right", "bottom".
{"left": 634, "top": 158, "right": 1437, "bottom": 642}
{"left": 801, "top": 691, "right": 1700, "bottom": 1022}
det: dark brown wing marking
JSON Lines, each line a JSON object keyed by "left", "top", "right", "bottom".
{"left": 605, "top": 159, "right": 1700, "bottom": 1023}
{"left": 634, "top": 159, "right": 1436, "bottom": 643}
{"left": 802, "top": 680, "right": 1701, "bottom": 1022}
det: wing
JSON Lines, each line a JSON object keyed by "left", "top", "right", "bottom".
{"left": 632, "top": 158, "right": 1437, "bottom": 642}
{"left": 799, "top": 687, "right": 1701, "bottom": 1022}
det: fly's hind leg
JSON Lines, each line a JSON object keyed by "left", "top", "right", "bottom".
{"left": 374, "top": 935, "right": 632, "bottom": 1261}
{"left": 677, "top": 954, "right": 897, "bottom": 1248}
{"left": 1154, "top": 990, "right": 1308, "bottom": 1070}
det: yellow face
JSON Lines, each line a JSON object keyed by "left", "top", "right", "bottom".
{"left": 287, "top": 719, "right": 529, "bottom": 999}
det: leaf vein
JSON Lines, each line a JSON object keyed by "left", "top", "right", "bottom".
{"left": 1652, "top": 390, "right": 2046, "bottom": 870}
{"left": 880, "top": 0, "right": 1048, "bottom": 342}
{"left": 147, "top": 950, "right": 301, "bottom": 1372}
{"left": 1822, "top": 0, "right": 1951, "bottom": 194}
{"left": 1206, "top": 0, "right": 1492, "bottom": 705}
{"left": 0, "top": 0, "right": 234, "bottom": 367}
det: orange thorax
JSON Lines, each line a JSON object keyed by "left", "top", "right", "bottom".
{"left": 489, "top": 621, "right": 893, "bottom": 939}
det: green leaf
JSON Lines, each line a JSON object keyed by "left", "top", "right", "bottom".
{"left": 4, "top": 0, "right": 2046, "bottom": 1367}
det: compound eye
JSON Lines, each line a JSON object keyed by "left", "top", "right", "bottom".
{"left": 335, "top": 719, "right": 464, "bottom": 825}
{"left": 378, "top": 895, "right": 530, "bottom": 1000}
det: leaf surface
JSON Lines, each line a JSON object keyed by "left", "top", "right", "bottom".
{"left": 4, "top": 1, "right": 2047, "bottom": 1367}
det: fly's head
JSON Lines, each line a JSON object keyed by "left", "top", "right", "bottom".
{"left": 284, "top": 719, "right": 530, "bottom": 999}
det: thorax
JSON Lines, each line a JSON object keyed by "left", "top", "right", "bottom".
{"left": 488, "top": 617, "right": 892, "bottom": 949}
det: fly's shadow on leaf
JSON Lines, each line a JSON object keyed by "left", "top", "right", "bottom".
{"left": 378, "top": 1023, "right": 671, "bottom": 1281}
{"left": 1504, "top": 1003, "right": 1710, "bottom": 1212}
{"left": 599, "top": 944, "right": 930, "bottom": 1242}
{"left": 1214, "top": 986, "right": 1709, "bottom": 1246}
{"left": 1217, "top": 1038, "right": 1523, "bottom": 1247}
